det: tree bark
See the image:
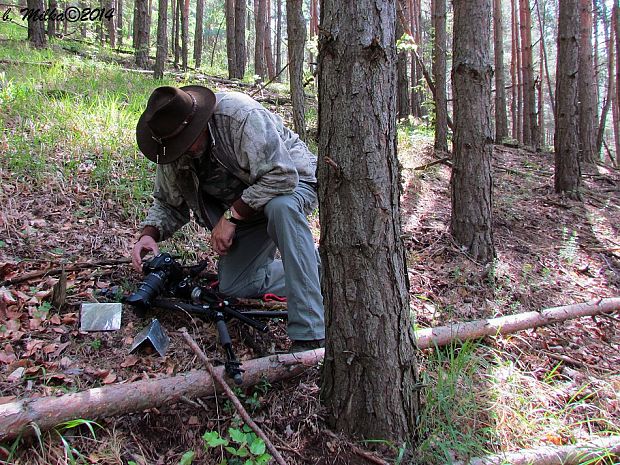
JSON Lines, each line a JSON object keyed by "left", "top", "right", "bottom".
{"left": 596, "top": 1, "right": 613, "bottom": 159}
{"left": 117, "top": 0, "right": 123, "bottom": 46}
{"left": 432, "top": 0, "right": 448, "bottom": 151}
{"left": 514, "top": 0, "right": 523, "bottom": 142}
{"left": 135, "top": 0, "right": 150, "bottom": 68}
{"left": 255, "top": 0, "right": 267, "bottom": 79}
{"left": 555, "top": 0, "right": 582, "bottom": 196}
{"left": 27, "top": 0, "right": 47, "bottom": 48}
{"left": 511, "top": 0, "right": 518, "bottom": 140}
{"left": 264, "top": 0, "right": 275, "bottom": 78}
{"left": 613, "top": 2, "right": 620, "bottom": 168}
{"left": 578, "top": 0, "right": 598, "bottom": 164}
{"left": 181, "top": 0, "right": 189, "bottom": 70}
{"left": 234, "top": 0, "right": 247, "bottom": 78}
{"left": 535, "top": 0, "right": 555, "bottom": 128}
{"left": 451, "top": 0, "right": 495, "bottom": 264}
{"left": 397, "top": 0, "right": 411, "bottom": 119}
{"left": 0, "top": 350, "right": 325, "bottom": 442}
{"left": 154, "top": 0, "right": 168, "bottom": 79}
{"left": 194, "top": 0, "right": 205, "bottom": 68}
{"left": 318, "top": 0, "right": 418, "bottom": 442}
{"left": 493, "top": 0, "right": 509, "bottom": 142}
{"left": 286, "top": 0, "right": 307, "bottom": 140}
{"left": 275, "top": 0, "right": 282, "bottom": 80}
{"left": 519, "top": 0, "right": 538, "bottom": 147}
{"left": 47, "top": 0, "right": 57, "bottom": 40}
{"left": 226, "top": 0, "right": 236, "bottom": 77}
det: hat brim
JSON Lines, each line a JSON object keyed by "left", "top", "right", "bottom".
{"left": 136, "top": 86, "right": 216, "bottom": 164}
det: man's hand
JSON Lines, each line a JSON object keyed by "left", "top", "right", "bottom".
{"left": 211, "top": 217, "right": 237, "bottom": 255}
{"left": 132, "top": 235, "right": 160, "bottom": 272}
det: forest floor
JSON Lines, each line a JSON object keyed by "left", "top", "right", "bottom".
{"left": 1, "top": 32, "right": 620, "bottom": 465}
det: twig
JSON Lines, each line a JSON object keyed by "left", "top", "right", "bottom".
{"left": 1, "top": 258, "right": 132, "bottom": 287}
{"left": 413, "top": 157, "right": 451, "bottom": 171}
{"left": 250, "top": 63, "right": 290, "bottom": 97}
{"left": 545, "top": 352, "right": 586, "bottom": 368}
{"left": 180, "top": 329, "right": 288, "bottom": 465}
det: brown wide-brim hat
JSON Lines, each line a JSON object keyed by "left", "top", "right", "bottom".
{"left": 136, "top": 85, "right": 216, "bottom": 164}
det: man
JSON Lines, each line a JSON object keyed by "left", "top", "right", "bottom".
{"left": 132, "top": 85, "right": 324, "bottom": 351}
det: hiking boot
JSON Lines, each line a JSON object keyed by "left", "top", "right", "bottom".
{"left": 290, "top": 339, "right": 325, "bottom": 352}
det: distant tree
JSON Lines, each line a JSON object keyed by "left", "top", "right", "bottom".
{"left": 226, "top": 0, "right": 236, "bottom": 77}
{"left": 512, "top": 0, "right": 523, "bottom": 141}
{"left": 174, "top": 0, "right": 181, "bottom": 67}
{"left": 27, "top": 0, "right": 47, "bottom": 48}
{"left": 135, "top": 0, "right": 150, "bottom": 68}
{"left": 493, "top": 0, "right": 509, "bottom": 141}
{"left": 194, "top": 0, "right": 205, "bottom": 67}
{"left": 318, "top": 0, "right": 419, "bottom": 442}
{"left": 234, "top": 0, "right": 247, "bottom": 78}
{"left": 613, "top": 2, "right": 620, "bottom": 167}
{"left": 396, "top": 0, "right": 410, "bottom": 119}
{"left": 451, "top": 0, "right": 495, "bottom": 263}
{"left": 286, "top": 0, "right": 306, "bottom": 139}
{"left": 432, "top": 0, "right": 448, "bottom": 151}
{"left": 154, "top": 0, "right": 168, "bottom": 79}
{"left": 105, "top": 0, "right": 116, "bottom": 48}
{"left": 409, "top": 0, "right": 425, "bottom": 117}
{"left": 596, "top": 1, "right": 613, "bottom": 159}
{"left": 275, "top": 0, "right": 282, "bottom": 78}
{"left": 117, "top": 0, "right": 123, "bottom": 46}
{"left": 265, "top": 0, "right": 275, "bottom": 78}
{"left": 48, "top": 0, "right": 57, "bottom": 40}
{"left": 578, "top": 0, "right": 598, "bottom": 164}
{"left": 255, "top": 0, "right": 267, "bottom": 79}
{"left": 555, "top": 0, "right": 582, "bottom": 196}
{"left": 181, "top": 0, "right": 190, "bottom": 70}
{"left": 519, "top": 0, "right": 538, "bottom": 147}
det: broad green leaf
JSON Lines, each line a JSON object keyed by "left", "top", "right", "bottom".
{"left": 178, "top": 450, "right": 195, "bottom": 465}
{"left": 229, "top": 427, "right": 247, "bottom": 444}
{"left": 249, "top": 439, "right": 266, "bottom": 456}
{"left": 256, "top": 453, "right": 272, "bottom": 465}
{"left": 203, "top": 431, "right": 228, "bottom": 448}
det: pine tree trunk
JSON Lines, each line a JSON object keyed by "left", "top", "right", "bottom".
{"left": 154, "top": 0, "right": 168, "bottom": 79}
{"left": 555, "top": 0, "right": 582, "bottom": 196}
{"left": 255, "top": 0, "right": 267, "bottom": 79}
{"left": 519, "top": 0, "right": 538, "bottom": 147}
{"left": 27, "top": 0, "right": 47, "bottom": 48}
{"left": 174, "top": 0, "right": 180, "bottom": 67}
{"left": 451, "top": 0, "right": 495, "bottom": 264}
{"left": 317, "top": 0, "right": 419, "bottom": 442}
{"left": 194, "top": 0, "right": 204, "bottom": 68}
{"left": 432, "top": 0, "right": 448, "bottom": 151}
{"left": 135, "top": 0, "right": 150, "bottom": 68}
{"left": 48, "top": 0, "right": 57, "bottom": 39}
{"left": 397, "top": 0, "right": 410, "bottom": 119}
{"left": 578, "top": 0, "right": 598, "bottom": 164}
{"left": 133, "top": 0, "right": 139, "bottom": 47}
{"left": 275, "top": 0, "right": 282, "bottom": 79}
{"left": 264, "top": 0, "right": 275, "bottom": 78}
{"left": 234, "top": 0, "right": 246, "bottom": 78}
{"left": 535, "top": 0, "right": 555, "bottom": 122}
{"left": 226, "top": 0, "right": 236, "bottom": 77}
{"left": 181, "top": 0, "right": 189, "bottom": 70}
{"left": 596, "top": 1, "right": 613, "bottom": 159}
{"left": 511, "top": 0, "right": 518, "bottom": 139}
{"left": 106, "top": 0, "right": 116, "bottom": 47}
{"left": 613, "top": 3, "right": 620, "bottom": 167}
{"left": 493, "top": 0, "right": 509, "bottom": 141}
{"left": 538, "top": 31, "right": 545, "bottom": 147}
{"left": 514, "top": 0, "right": 523, "bottom": 142}
{"left": 286, "top": 0, "right": 307, "bottom": 140}
{"left": 117, "top": 0, "right": 123, "bottom": 46}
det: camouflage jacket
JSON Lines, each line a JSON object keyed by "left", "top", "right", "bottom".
{"left": 139, "top": 91, "right": 318, "bottom": 240}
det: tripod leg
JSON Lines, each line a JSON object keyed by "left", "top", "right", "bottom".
{"left": 216, "top": 317, "right": 243, "bottom": 385}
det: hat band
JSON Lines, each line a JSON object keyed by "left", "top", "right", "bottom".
{"left": 150, "top": 93, "right": 198, "bottom": 145}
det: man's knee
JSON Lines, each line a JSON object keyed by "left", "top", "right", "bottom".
{"left": 264, "top": 193, "right": 302, "bottom": 220}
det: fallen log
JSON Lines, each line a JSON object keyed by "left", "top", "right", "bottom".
{"left": 415, "top": 297, "right": 620, "bottom": 349}
{"left": 458, "top": 435, "right": 620, "bottom": 465}
{"left": 1, "top": 298, "right": 618, "bottom": 442}
{"left": 0, "top": 348, "right": 323, "bottom": 442}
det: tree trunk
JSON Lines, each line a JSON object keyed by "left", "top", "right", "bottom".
{"left": 318, "top": 0, "right": 418, "bottom": 442}
{"left": 154, "top": 0, "right": 168, "bottom": 79}
{"left": 514, "top": 0, "right": 523, "bottom": 142}
{"left": 432, "top": 0, "right": 448, "bottom": 151}
{"left": 132, "top": 0, "right": 139, "bottom": 47}
{"left": 135, "top": 0, "right": 150, "bottom": 68}
{"left": 538, "top": 30, "right": 545, "bottom": 147}
{"left": 519, "top": 0, "right": 538, "bottom": 147}
{"left": 511, "top": 0, "right": 518, "bottom": 139}
{"left": 397, "top": 0, "right": 411, "bottom": 119}
{"left": 264, "top": 0, "right": 275, "bottom": 78}
{"left": 47, "top": 0, "right": 57, "bottom": 40}
{"left": 535, "top": 0, "right": 556, "bottom": 124}
{"left": 174, "top": 0, "right": 180, "bottom": 67}
{"left": 106, "top": 0, "right": 116, "bottom": 48}
{"left": 255, "top": 0, "right": 267, "bottom": 79}
{"left": 578, "top": 0, "right": 598, "bottom": 164}
{"left": 555, "top": 0, "right": 582, "bottom": 196}
{"left": 117, "top": 0, "right": 123, "bottom": 46}
{"left": 181, "top": 0, "right": 189, "bottom": 70}
{"left": 234, "top": 0, "right": 247, "bottom": 78}
{"left": 226, "top": 0, "right": 236, "bottom": 77}
{"left": 451, "top": 0, "right": 495, "bottom": 264}
{"left": 493, "top": 0, "right": 509, "bottom": 142}
{"left": 614, "top": 3, "right": 620, "bottom": 167}
{"left": 194, "top": 0, "right": 205, "bottom": 68}
{"left": 287, "top": 0, "right": 307, "bottom": 140}
{"left": 275, "top": 0, "right": 282, "bottom": 80}
{"left": 0, "top": 350, "right": 325, "bottom": 442}
{"left": 27, "top": 0, "right": 47, "bottom": 48}
{"left": 596, "top": 1, "right": 613, "bottom": 159}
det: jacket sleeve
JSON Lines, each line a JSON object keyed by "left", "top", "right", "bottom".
{"left": 139, "top": 165, "right": 190, "bottom": 241}
{"left": 234, "top": 109, "right": 299, "bottom": 211}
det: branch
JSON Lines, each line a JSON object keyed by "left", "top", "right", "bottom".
{"left": 180, "top": 330, "right": 288, "bottom": 465}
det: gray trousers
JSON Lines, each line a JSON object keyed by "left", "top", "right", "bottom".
{"left": 218, "top": 183, "right": 325, "bottom": 341}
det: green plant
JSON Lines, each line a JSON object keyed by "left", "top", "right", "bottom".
{"left": 203, "top": 425, "right": 271, "bottom": 465}
{"left": 559, "top": 227, "right": 579, "bottom": 263}
{"left": 89, "top": 339, "right": 102, "bottom": 350}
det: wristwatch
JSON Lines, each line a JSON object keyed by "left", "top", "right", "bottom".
{"left": 223, "top": 209, "right": 243, "bottom": 225}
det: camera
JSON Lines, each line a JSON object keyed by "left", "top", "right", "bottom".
{"left": 125, "top": 253, "right": 184, "bottom": 311}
